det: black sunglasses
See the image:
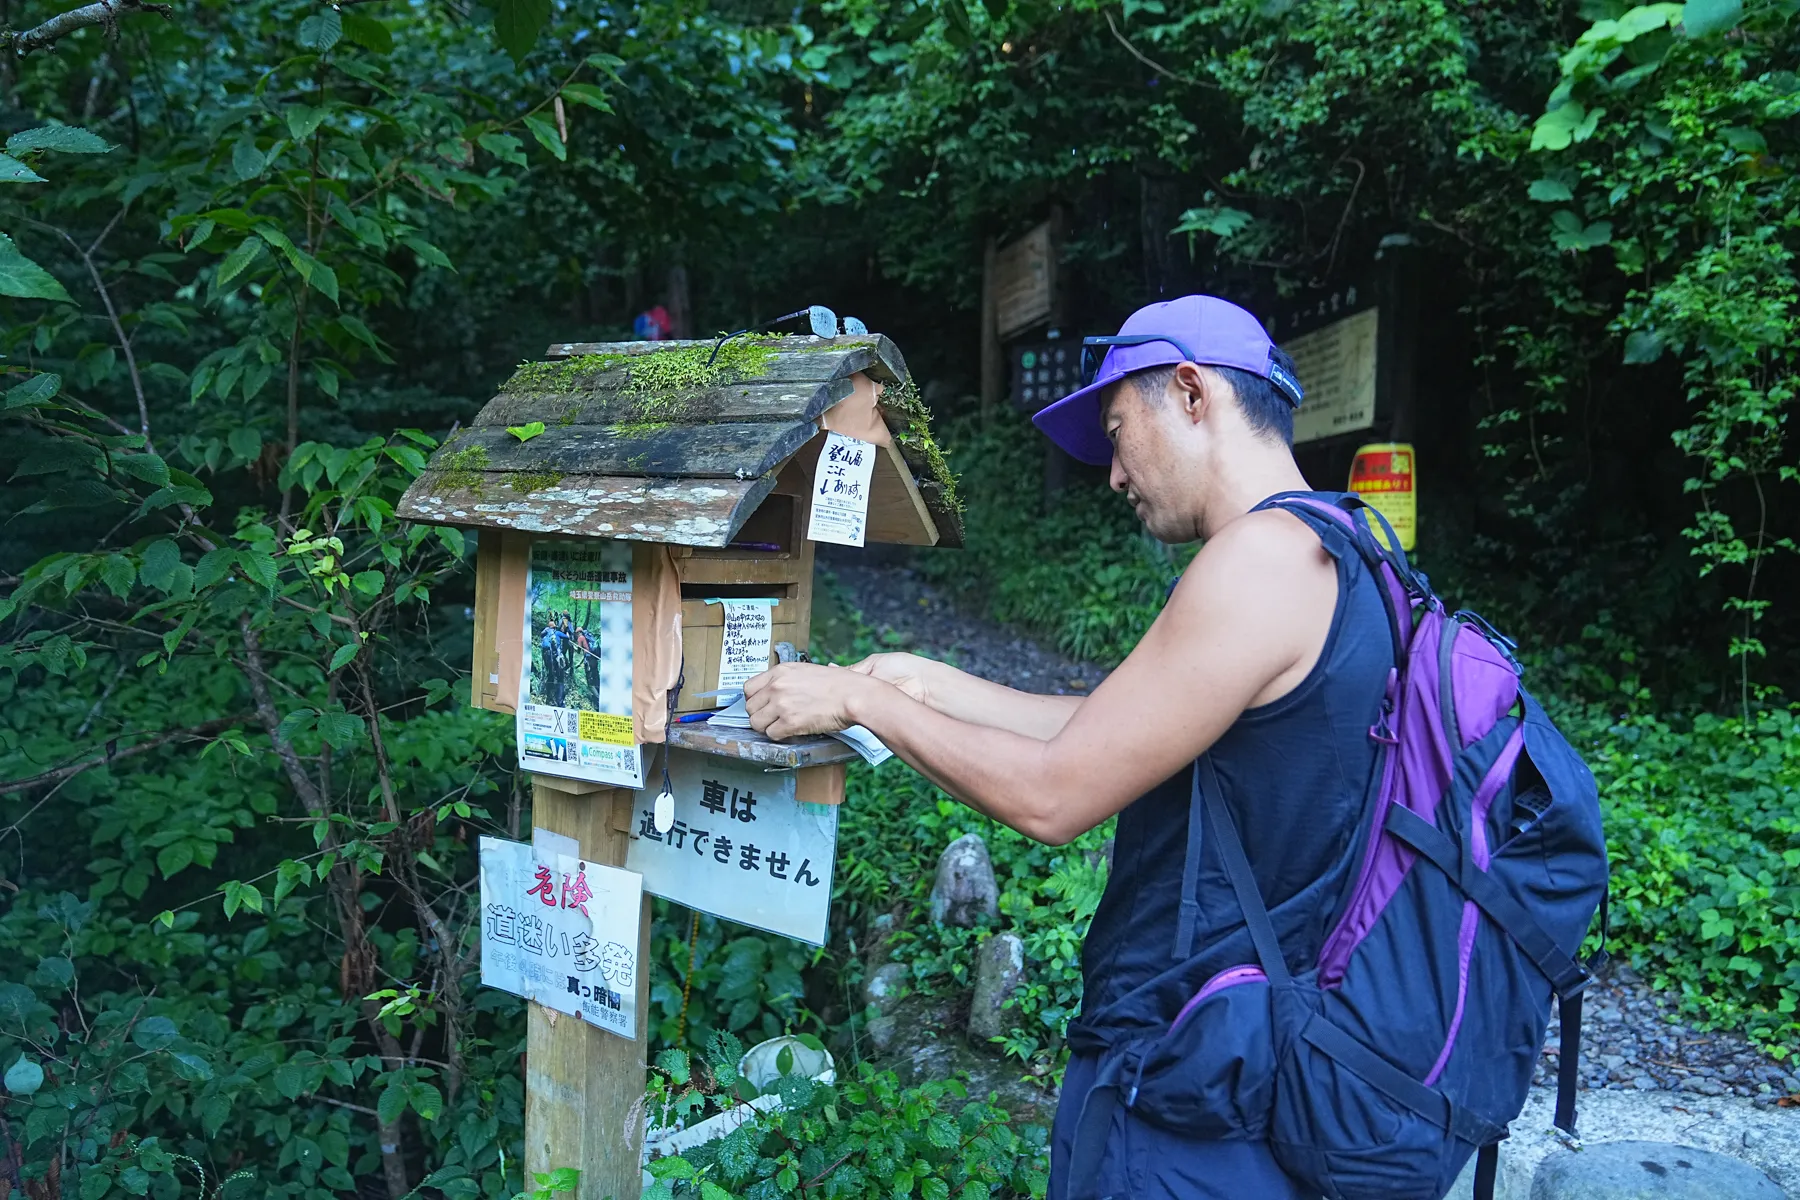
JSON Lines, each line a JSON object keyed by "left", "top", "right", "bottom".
{"left": 1079, "top": 334, "right": 1200, "bottom": 388}
{"left": 1080, "top": 333, "right": 1305, "bottom": 408}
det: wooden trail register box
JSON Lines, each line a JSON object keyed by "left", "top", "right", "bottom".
{"left": 396, "top": 331, "right": 958, "bottom": 1198}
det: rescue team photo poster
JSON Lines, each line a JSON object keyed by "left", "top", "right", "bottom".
{"left": 517, "top": 539, "right": 644, "bottom": 788}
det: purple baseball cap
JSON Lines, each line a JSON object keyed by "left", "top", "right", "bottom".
{"left": 1032, "top": 294, "right": 1303, "bottom": 465}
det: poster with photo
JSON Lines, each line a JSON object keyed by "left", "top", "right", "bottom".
{"left": 516, "top": 539, "right": 644, "bottom": 788}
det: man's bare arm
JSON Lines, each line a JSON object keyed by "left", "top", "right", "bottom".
{"left": 746, "top": 510, "right": 1337, "bottom": 843}
{"left": 852, "top": 652, "right": 1083, "bottom": 739}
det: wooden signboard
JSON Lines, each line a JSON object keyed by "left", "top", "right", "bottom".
{"left": 1282, "top": 303, "right": 1380, "bottom": 447}
{"left": 993, "top": 222, "right": 1055, "bottom": 340}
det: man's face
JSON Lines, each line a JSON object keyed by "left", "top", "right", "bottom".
{"left": 1103, "top": 374, "right": 1197, "bottom": 542}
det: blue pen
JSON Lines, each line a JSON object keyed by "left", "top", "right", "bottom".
{"left": 674, "top": 711, "right": 714, "bottom": 723}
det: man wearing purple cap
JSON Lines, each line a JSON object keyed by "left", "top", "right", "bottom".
{"left": 746, "top": 295, "right": 1395, "bottom": 1199}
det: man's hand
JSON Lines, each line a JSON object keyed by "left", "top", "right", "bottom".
{"left": 848, "top": 652, "right": 934, "bottom": 705}
{"left": 744, "top": 661, "right": 879, "bottom": 740}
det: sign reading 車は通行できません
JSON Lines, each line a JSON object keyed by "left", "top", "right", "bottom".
{"left": 626, "top": 751, "right": 837, "bottom": 945}
{"left": 517, "top": 539, "right": 643, "bottom": 788}
{"left": 478, "top": 833, "right": 643, "bottom": 1039}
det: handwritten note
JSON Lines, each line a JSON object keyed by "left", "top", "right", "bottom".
{"left": 806, "top": 432, "right": 877, "bottom": 547}
{"left": 478, "top": 834, "right": 644, "bottom": 1039}
{"left": 709, "top": 598, "right": 776, "bottom": 693}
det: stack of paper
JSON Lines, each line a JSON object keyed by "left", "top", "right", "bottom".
{"left": 696, "top": 693, "right": 892, "bottom": 766}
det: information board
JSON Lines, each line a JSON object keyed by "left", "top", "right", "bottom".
{"left": 1011, "top": 340, "right": 1080, "bottom": 413}
{"left": 994, "top": 222, "right": 1055, "bottom": 339}
{"left": 626, "top": 751, "right": 837, "bottom": 945}
{"left": 1286, "top": 307, "right": 1380, "bottom": 446}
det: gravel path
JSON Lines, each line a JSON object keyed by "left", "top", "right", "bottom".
{"left": 825, "top": 553, "right": 1800, "bottom": 1111}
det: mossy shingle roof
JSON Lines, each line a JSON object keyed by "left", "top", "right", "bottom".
{"left": 396, "top": 334, "right": 961, "bottom": 548}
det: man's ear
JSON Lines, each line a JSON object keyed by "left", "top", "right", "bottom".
{"left": 1173, "top": 361, "right": 1212, "bottom": 424}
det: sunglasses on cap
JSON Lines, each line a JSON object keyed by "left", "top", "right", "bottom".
{"left": 1078, "top": 334, "right": 1199, "bottom": 389}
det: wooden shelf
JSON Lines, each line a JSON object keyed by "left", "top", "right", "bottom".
{"left": 664, "top": 722, "right": 860, "bottom": 769}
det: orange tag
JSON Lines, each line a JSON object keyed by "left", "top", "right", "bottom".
{"left": 1348, "top": 443, "right": 1416, "bottom": 552}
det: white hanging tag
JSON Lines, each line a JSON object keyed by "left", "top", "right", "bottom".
{"left": 653, "top": 789, "right": 675, "bottom": 834}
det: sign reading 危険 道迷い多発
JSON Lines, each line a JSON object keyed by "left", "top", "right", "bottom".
{"left": 517, "top": 539, "right": 643, "bottom": 788}
{"left": 626, "top": 751, "right": 837, "bottom": 945}
{"left": 478, "top": 834, "right": 643, "bottom": 1039}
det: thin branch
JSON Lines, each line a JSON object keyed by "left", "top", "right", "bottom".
{"left": 1102, "top": 10, "right": 1209, "bottom": 88}
{"left": 52, "top": 209, "right": 152, "bottom": 444}
{"left": 0, "top": 715, "right": 248, "bottom": 798}
{"left": 0, "top": 0, "right": 173, "bottom": 56}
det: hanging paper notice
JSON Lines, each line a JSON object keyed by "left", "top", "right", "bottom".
{"left": 478, "top": 835, "right": 644, "bottom": 1039}
{"left": 626, "top": 751, "right": 838, "bottom": 945}
{"left": 710, "top": 598, "right": 776, "bottom": 694}
{"left": 518, "top": 539, "right": 643, "bottom": 788}
{"left": 806, "top": 432, "right": 877, "bottom": 548}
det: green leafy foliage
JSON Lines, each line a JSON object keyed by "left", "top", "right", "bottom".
{"left": 641, "top": 1035, "right": 1047, "bottom": 1199}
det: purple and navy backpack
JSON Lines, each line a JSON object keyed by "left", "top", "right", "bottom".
{"left": 1072, "top": 494, "right": 1610, "bottom": 1200}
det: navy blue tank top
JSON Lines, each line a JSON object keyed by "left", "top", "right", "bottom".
{"left": 1070, "top": 492, "right": 1395, "bottom": 1044}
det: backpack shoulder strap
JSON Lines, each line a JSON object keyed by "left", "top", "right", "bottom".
{"left": 1256, "top": 491, "right": 1419, "bottom": 667}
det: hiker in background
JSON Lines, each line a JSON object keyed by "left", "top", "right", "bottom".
{"left": 576, "top": 624, "right": 599, "bottom": 708}
{"left": 745, "top": 294, "right": 1605, "bottom": 1200}
{"left": 538, "top": 615, "right": 564, "bottom": 707}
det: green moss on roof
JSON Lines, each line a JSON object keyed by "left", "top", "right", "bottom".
{"left": 436, "top": 444, "right": 490, "bottom": 495}
{"left": 886, "top": 378, "right": 960, "bottom": 514}
{"left": 509, "top": 468, "right": 565, "bottom": 494}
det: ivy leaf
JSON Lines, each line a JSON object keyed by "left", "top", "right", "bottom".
{"left": 6, "top": 124, "right": 112, "bottom": 155}
{"left": 1171, "top": 205, "right": 1253, "bottom": 239}
{"left": 377, "top": 1080, "right": 409, "bottom": 1126}
{"left": 232, "top": 140, "right": 268, "bottom": 182}
{"left": 0, "top": 234, "right": 74, "bottom": 303}
{"left": 1528, "top": 178, "right": 1573, "bottom": 202}
{"left": 401, "top": 236, "right": 454, "bottom": 270}
{"left": 1531, "top": 102, "right": 1587, "bottom": 152}
{"left": 1682, "top": 0, "right": 1742, "bottom": 37}
{"left": 216, "top": 237, "right": 266, "bottom": 289}
{"left": 521, "top": 113, "right": 566, "bottom": 161}
{"left": 316, "top": 709, "right": 362, "bottom": 749}
{"left": 6, "top": 372, "right": 62, "bottom": 410}
{"left": 560, "top": 83, "right": 612, "bottom": 112}
{"left": 1623, "top": 330, "right": 1666, "bottom": 364}
{"left": 494, "top": 0, "right": 552, "bottom": 65}
{"left": 4, "top": 1057, "right": 44, "bottom": 1096}
{"left": 286, "top": 104, "right": 328, "bottom": 141}
{"left": 299, "top": 8, "right": 343, "bottom": 53}
{"left": 408, "top": 1081, "right": 443, "bottom": 1120}
{"left": 0, "top": 153, "right": 47, "bottom": 183}
{"left": 131, "top": 1015, "right": 179, "bottom": 1050}
{"left": 507, "top": 421, "right": 546, "bottom": 442}
{"left": 341, "top": 11, "right": 394, "bottom": 53}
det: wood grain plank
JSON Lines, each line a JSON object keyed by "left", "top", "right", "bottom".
{"left": 398, "top": 473, "right": 777, "bottom": 547}
{"left": 445, "top": 420, "right": 818, "bottom": 480}
{"left": 471, "top": 377, "right": 855, "bottom": 431}
{"left": 524, "top": 782, "right": 650, "bottom": 1200}
{"left": 663, "top": 724, "right": 859, "bottom": 768}
{"left": 865, "top": 438, "right": 939, "bottom": 546}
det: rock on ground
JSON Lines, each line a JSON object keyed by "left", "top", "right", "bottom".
{"left": 1528, "top": 1140, "right": 1785, "bottom": 1199}
{"left": 930, "top": 833, "right": 999, "bottom": 927}
{"left": 968, "top": 932, "right": 1026, "bottom": 1042}
{"left": 1444, "top": 1084, "right": 1800, "bottom": 1200}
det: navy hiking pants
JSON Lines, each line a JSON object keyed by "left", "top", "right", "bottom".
{"left": 1048, "top": 1053, "right": 1321, "bottom": 1200}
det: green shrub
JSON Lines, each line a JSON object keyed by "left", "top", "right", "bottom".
{"left": 643, "top": 1036, "right": 1048, "bottom": 1200}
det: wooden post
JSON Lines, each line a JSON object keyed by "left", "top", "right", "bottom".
{"left": 525, "top": 778, "right": 652, "bottom": 1200}
{"left": 980, "top": 235, "right": 1001, "bottom": 421}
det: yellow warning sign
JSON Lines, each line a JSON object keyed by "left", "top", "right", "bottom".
{"left": 578, "top": 710, "right": 635, "bottom": 746}
{"left": 1348, "top": 442, "right": 1416, "bottom": 552}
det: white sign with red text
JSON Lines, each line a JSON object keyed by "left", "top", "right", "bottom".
{"left": 478, "top": 834, "right": 642, "bottom": 1039}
